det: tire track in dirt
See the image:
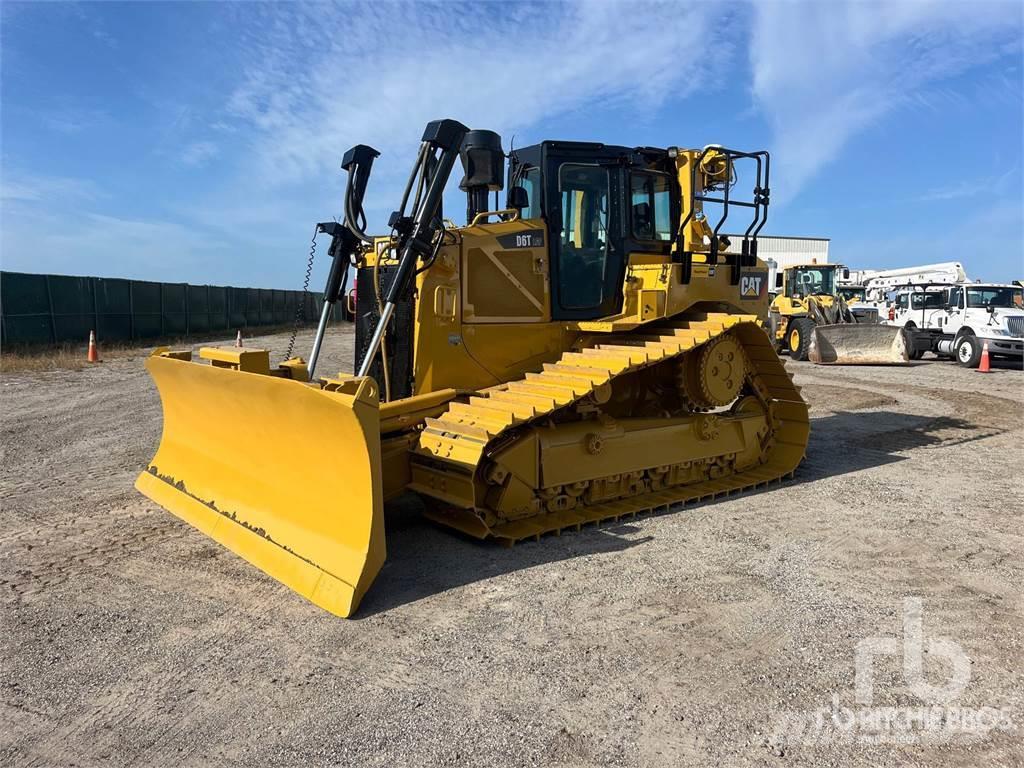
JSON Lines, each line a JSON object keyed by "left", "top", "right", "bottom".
{"left": 796, "top": 368, "right": 1023, "bottom": 437}
{"left": 0, "top": 507, "right": 185, "bottom": 602}
{"left": 17, "top": 606, "right": 265, "bottom": 768}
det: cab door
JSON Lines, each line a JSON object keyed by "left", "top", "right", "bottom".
{"left": 942, "top": 286, "right": 965, "bottom": 330}
{"left": 546, "top": 159, "right": 624, "bottom": 320}
{"left": 893, "top": 292, "right": 909, "bottom": 325}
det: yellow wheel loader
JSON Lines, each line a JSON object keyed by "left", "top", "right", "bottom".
{"left": 136, "top": 120, "right": 810, "bottom": 617}
{"left": 768, "top": 263, "right": 908, "bottom": 364}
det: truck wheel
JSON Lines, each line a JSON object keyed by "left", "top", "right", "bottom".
{"left": 787, "top": 318, "right": 813, "bottom": 361}
{"left": 903, "top": 323, "right": 924, "bottom": 360}
{"left": 954, "top": 332, "right": 981, "bottom": 368}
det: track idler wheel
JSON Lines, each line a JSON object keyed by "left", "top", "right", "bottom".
{"left": 680, "top": 333, "right": 747, "bottom": 409}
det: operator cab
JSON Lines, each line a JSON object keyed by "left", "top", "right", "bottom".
{"left": 506, "top": 141, "right": 678, "bottom": 320}
{"left": 786, "top": 264, "right": 838, "bottom": 299}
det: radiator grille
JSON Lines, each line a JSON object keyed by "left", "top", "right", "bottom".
{"left": 355, "top": 265, "right": 414, "bottom": 401}
{"left": 1006, "top": 316, "right": 1024, "bottom": 338}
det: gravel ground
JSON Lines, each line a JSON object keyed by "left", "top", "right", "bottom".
{"left": 2, "top": 326, "right": 1022, "bottom": 767}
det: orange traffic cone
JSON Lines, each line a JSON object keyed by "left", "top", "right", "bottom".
{"left": 235, "top": 330, "right": 243, "bottom": 348}
{"left": 978, "top": 339, "right": 991, "bottom": 373}
{"left": 87, "top": 330, "right": 100, "bottom": 363}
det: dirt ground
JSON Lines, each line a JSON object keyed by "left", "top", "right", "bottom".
{"left": 2, "top": 325, "right": 1022, "bottom": 767}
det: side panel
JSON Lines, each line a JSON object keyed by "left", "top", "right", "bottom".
{"left": 411, "top": 238, "right": 504, "bottom": 396}
{"left": 458, "top": 220, "right": 569, "bottom": 384}
{"left": 462, "top": 224, "right": 550, "bottom": 323}
{"left": 412, "top": 220, "right": 571, "bottom": 396}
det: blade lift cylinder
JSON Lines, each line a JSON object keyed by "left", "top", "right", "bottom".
{"left": 307, "top": 144, "right": 380, "bottom": 380}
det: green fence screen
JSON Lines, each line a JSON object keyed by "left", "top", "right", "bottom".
{"left": 1, "top": 271, "right": 342, "bottom": 345}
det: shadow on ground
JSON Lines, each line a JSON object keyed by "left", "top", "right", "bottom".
{"left": 358, "top": 493, "right": 652, "bottom": 617}
{"left": 795, "top": 409, "right": 1002, "bottom": 484}
{"left": 358, "top": 407, "right": 1002, "bottom": 616}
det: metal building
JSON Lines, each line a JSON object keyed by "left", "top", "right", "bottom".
{"left": 726, "top": 235, "right": 830, "bottom": 270}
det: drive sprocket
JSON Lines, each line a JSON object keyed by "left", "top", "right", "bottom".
{"left": 679, "top": 333, "right": 747, "bottom": 409}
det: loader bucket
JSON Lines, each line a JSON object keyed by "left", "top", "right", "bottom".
{"left": 135, "top": 352, "right": 385, "bottom": 617}
{"left": 808, "top": 324, "right": 909, "bottom": 365}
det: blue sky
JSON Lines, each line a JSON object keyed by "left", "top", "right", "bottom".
{"left": 2, "top": 1, "right": 1022, "bottom": 288}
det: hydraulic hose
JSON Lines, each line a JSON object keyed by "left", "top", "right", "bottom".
{"left": 345, "top": 163, "right": 372, "bottom": 244}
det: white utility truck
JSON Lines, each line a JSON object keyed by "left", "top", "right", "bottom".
{"left": 838, "top": 262, "right": 966, "bottom": 324}
{"left": 899, "top": 282, "right": 1024, "bottom": 366}
{"left": 883, "top": 284, "right": 952, "bottom": 330}
{"left": 858, "top": 262, "right": 967, "bottom": 304}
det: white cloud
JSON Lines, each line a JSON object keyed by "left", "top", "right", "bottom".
{"left": 916, "top": 180, "right": 989, "bottom": 202}
{"left": 223, "top": 2, "right": 729, "bottom": 190}
{"left": 137, "top": 0, "right": 738, "bottom": 287}
{"left": 12, "top": 105, "right": 111, "bottom": 136}
{"left": 836, "top": 199, "right": 1022, "bottom": 281}
{"left": 6, "top": 1, "right": 1018, "bottom": 289}
{"left": 915, "top": 168, "right": 1016, "bottom": 202}
{"left": 1, "top": 208, "right": 235, "bottom": 283}
{"left": 180, "top": 140, "right": 219, "bottom": 167}
{"left": 3, "top": 1, "right": 739, "bottom": 288}
{"left": 92, "top": 27, "right": 117, "bottom": 49}
{"left": 0, "top": 173, "right": 100, "bottom": 203}
{"left": 41, "top": 113, "right": 90, "bottom": 135}
{"left": 750, "top": 1, "right": 1020, "bottom": 205}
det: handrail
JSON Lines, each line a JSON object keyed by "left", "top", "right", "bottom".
{"left": 469, "top": 209, "right": 520, "bottom": 227}
{"left": 673, "top": 146, "right": 770, "bottom": 286}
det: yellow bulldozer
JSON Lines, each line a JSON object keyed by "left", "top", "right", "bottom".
{"left": 768, "top": 262, "right": 908, "bottom": 364}
{"left": 136, "top": 120, "right": 810, "bottom": 617}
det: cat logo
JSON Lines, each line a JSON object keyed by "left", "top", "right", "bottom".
{"left": 740, "top": 271, "right": 767, "bottom": 300}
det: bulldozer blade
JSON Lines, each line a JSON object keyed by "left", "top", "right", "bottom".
{"left": 135, "top": 353, "right": 385, "bottom": 617}
{"left": 808, "top": 324, "right": 909, "bottom": 365}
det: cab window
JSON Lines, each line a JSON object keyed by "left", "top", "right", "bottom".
{"left": 966, "top": 286, "right": 1023, "bottom": 308}
{"left": 558, "top": 164, "right": 609, "bottom": 309}
{"left": 787, "top": 267, "right": 835, "bottom": 298}
{"left": 910, "top": 292, "right": 946, "bottom": 310}
{"left": 518, "top": 167, "right": 541, "bottom": 220}
{"left": 630, "top": 172, "right": 671, "bottom": 241}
